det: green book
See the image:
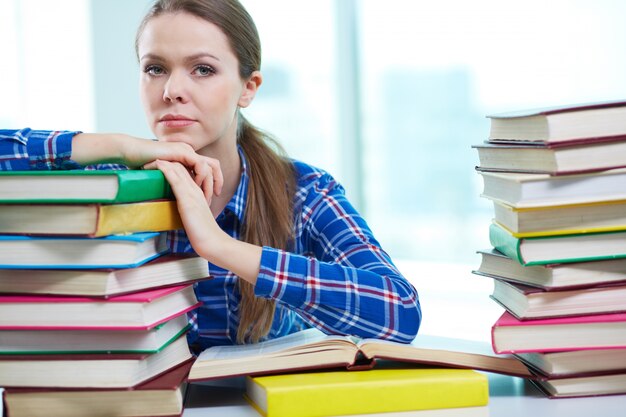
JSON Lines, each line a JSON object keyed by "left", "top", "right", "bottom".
{"left": 489, "top": 222, "right": 626, "bottom": 266}
{"left": 0, "top": 170, "right": 172, "bottom": 203}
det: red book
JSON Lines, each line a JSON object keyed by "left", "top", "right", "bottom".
{"left": 491, "top": 311, "right": 626, "bottom": 354}
{"left": 0, "top": 285, "right": 200, "bottom": 330}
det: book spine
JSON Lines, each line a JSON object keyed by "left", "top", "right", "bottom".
{"left": 489, "top": 223, "right": 525, "bottom": 265}
{"left": 114, "top": 171, "right": 172, "bottom": 203}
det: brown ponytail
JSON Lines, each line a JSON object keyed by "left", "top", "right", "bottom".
{"left": 137, "top": 0, "right": 296, "bottom": 343}
{"left": 236, "top": 116, "right": 296, "bottom": 343}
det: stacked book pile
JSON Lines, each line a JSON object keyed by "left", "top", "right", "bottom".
{"left": 472, "top": 99, "right": 626, "bottom": 398}
{"left": 0, "top": 170, "right": 210, "bottom": 417}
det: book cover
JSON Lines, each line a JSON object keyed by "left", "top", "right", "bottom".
{"left": 0, "top": 254, "right": 209, "bottom": 297}
{"left": 486, "top": 99, "right": 626, "bottom": 145}
{"left": 0, "top": 200, "right": 182, "bottom": 237}
{"left": 489, "top": 278, "right": 626, "bottom": 320}
{"left": 474, "top": 249, "right": 626, "bottom": 290}
{"left": 0, "top": 284, "right": 200, "bottom": 330}
{"left": 2, "top": 361, "right": 191, "bottom": 417}
{"left": 478, "top": 167, "right": 626, "bottom": 209}
{"left": 492, "top": 199, "right": 626, "bottom": 238}
{"left": 0, "top": 314, "right": 191, "bottom": 355}
{"left": 0, "top": 170, "right": 172, "bottom": 203}
{"left": 473, "top": 140, "right": 626, "bottom": 175}
{"left": 0, "top": 232, "right": 169, "bottom": 269}
{"left": 491, "top": 311, "right": 626, "bottom": 354}
{"left": 245, "top": 367, "right": 489, "bottom": 417}
{"left": 488, "top": 222, "right": 626, "bottom": 266}
{"left": 0, "top": 334, "right": 192, "bottom": 388}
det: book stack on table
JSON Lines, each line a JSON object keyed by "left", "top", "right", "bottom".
{"left": 472, "top": 100, "right": 626, "bottom": 398}
{"left": 0, "top": 170, "right": 210, "bottom": 417}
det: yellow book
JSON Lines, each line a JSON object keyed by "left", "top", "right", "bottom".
{"left": 245, "top": 368, "right": 489, "bottom": 417}
{"left": 0, "top": 200, "right": 182, "bottom": 237}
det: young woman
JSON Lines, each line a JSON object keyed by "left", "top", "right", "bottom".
{"left": 0, "top": 0, "right": 421, "bottom": 350}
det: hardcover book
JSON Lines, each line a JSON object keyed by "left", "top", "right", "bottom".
{"left": 0, "top": 335, "right": 192, "bottom": 388}
{"left": 491, "top": 311, "right": 626, "bottom": 354}
{"left": 0, "top": 231, "right": 168, "bottom": 269}
{"left": 473, "top": 139, "right": 626, "bottom": 175}
{"left": 478, "top": 168, "right": 626, "bottom": 209}
{"left": 188, "top": 328, "right": 533, "bottom": 382}
{"left": 0, "top": 200, "right": 182, "bottom": 237}
{"left": 489, "top": 222, "right": 626, "bottom": 266}
{"left": 486, "top": 99, "right": 626, "bottom": 145}
{"left": 473, "top": 249, "right": 626, "bottom": 290}
{"left": 515, "top": 348, "right": 626, "bottom": 379}
{"left": 0, "top": 314, "right": 190, "bottom": 355}
{"left": 530, "top": 372, "right": 626, "bottom": 399}
{"left": 0, "top": 254, "right": 209, "bottom": 297}
{"left": 490, "top": 278, "right": 626, "bottom": 320}
{"left": 1, "top": 360, "right": 192, "bottom": 417}
{"left": 245, "top": 367, "right": 489, "bottom": 417}
{"left": 492, "top": 199, "right": 626, "bottom": 238}
{"left": 0, "top": 285, "right": 200, "bottom": 330}
{"left": 0, "top": 169, "right": 172, "bottom": 203}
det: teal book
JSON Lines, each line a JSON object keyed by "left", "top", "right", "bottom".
{"left": 0, "top": 232, "right": 169, "bottom": 269}
{"left": 0, "top": 170, "right": 172, "bottom": 203}
{"left": 489, "top": 222, "right": 626, "bottom": 266}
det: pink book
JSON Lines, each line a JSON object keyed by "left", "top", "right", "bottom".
{"left": 491, "top": 311, "right": 626, "bottom": 354}
{"left": 0, "top": 285, "right": 200, "bottom": 330}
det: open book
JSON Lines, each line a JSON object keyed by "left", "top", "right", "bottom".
{"left": 188, "top": 328, "right": 533, "bottom": 382}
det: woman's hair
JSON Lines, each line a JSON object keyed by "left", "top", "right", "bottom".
{"left": 136, "top": 0, "right": 296, "bottom": 344}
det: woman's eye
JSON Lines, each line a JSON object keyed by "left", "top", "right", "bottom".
{"left": 194, "top": 65, "right": 215, "bottom": 76}
{"left": 144, "top": 65, "right": 165, "bottom": 76}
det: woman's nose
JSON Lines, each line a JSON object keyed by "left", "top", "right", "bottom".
{"left": 162, "top": 71, "right": 189, "bottom": 103}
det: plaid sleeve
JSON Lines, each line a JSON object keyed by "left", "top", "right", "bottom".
{"left": 0, "top": 128, "right": 81, "bottom": 170}
{"left": 255, "top": 172, "right": 421, "bottom": 343}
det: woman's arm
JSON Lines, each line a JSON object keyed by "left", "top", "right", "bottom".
{"left": 253, "top": 170, "right": 422, "bottom": 343}
{"left": 0, "top": 128, "right": 223, "bottom": 200}
{"left": 154, "top": 159, "right": 421, "bottom": 343}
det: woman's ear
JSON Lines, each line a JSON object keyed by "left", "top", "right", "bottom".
{"left": 238, "top": 71, "right": 262, "bottom": 108}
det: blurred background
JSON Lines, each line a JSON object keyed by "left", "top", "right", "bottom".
{"left": 2, "top": 0, "right": 626, "bottom": 341}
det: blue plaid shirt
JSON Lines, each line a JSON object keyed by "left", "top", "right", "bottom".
{"left": 0, "top": 128, "right": 421, "bottom": 347}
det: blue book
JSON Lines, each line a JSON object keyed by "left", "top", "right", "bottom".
{"left": 0, "top": 232, "right": 169, "bottom": 269}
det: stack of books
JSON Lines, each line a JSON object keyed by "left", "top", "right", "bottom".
{"left": 472, "top": 99, "right": 626, "bottom": 398}
{"left": 0, "top": 170, "right": 210, "bottom": 417}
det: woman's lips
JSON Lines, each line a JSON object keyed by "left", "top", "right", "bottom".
{"left": 159, "top": 115, "right": 196, "bottom": 128}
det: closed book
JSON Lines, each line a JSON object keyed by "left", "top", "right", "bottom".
{"left": 0, "top": 200, "right": 182, "bottom": 237}
{"left": 0, "top": 254, "right": 209, "bottom": 297}
{"left": 487, "top": 100, "right": 626, "bottom": 145}
{"left": 490, "top": 278, "right": 626, "bottom": 319}
{"left": 189, "top": 327, "right": 532, "bottom": 382}
{"left": 473, "top": 249, "right": 626, "bottom": 290}
{"left": 491, "top": 311, "right": 626, "bottom": 354}
{"left": 473, "top": 140, "right": 626, "bottom": 175}
{"left": 0, "top": 334, "right": 192, "bottom": 388}
{"left": 489, "top": 222, "right": 626, "bottom": 266}
{"left": 244, "top": 368, "right": 489, "bottom": 417}
{"left": 2, "top": 360, "right": 192, "bottom": 417}
{"left": 478, "top": 168, "right": 626, "bottom": 209}
{"left": 492, "top": 199, "right": 626, "bottom": 238}
{"left": 0, "top": 169, "right": 172, "bottom": 203}
{"left": 0, "top": 285, "right": 200, "bottom": 330}
{"left": 515, "top": 348, "right": 626, "bottom": 379}
{"left": 530, "top": 372, "right": 626, "bottom": 399}
{"left": 0, "top": 314, "right": 190, "bottom": 355}
{"left": 0, "top": 231, "right": 168, "bottom": 269}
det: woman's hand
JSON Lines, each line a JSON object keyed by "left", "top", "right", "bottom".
{"left": 153, "top": 160, "right": 263, "bottom": 284}
{"left": 72, "top": 133, "right": 223, "bottom": 203}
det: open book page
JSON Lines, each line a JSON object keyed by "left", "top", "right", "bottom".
{"left": 196, "top": 328, "right": 355, "bottom": 362}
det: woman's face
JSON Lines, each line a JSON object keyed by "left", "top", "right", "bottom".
{"left": 137, "top": 12, "right": 259, "bottom": 153}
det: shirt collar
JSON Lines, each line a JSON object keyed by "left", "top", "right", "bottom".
{"left": 222, "top": 145, "right": 248, "bottom": 223}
